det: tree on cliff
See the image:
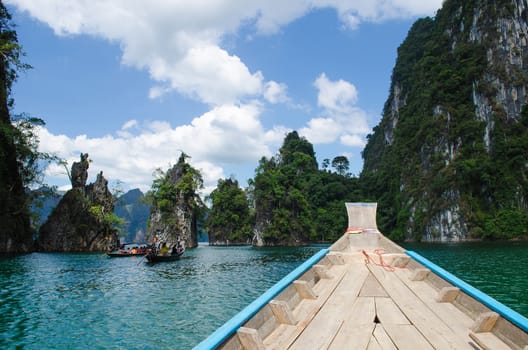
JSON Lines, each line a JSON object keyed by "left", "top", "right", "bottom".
{"left": 250, "top": 132, "right": 365, "bottom": 245}
{"left": 0, "top": 3, "right": 33, "bottom": 253}
{"left": 146, "top": 152, "right": 204, "bottom": 248}
{"left": 207, "top": 178, "right": 253, "bottom": 245}
{"left": 250, "top": 131, "right": 318, "bottom": 245}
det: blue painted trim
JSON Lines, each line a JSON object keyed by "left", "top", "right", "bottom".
{"left": 193, "top": 248, "right": 330, "bottom": 350}
{"left": 406, "top": 250, "right": 528, "bottom": 332}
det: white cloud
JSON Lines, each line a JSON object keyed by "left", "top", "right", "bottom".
{"left": 314, "top": 73, "right": 358, "bottom": 114}
{"left": 263, "top": 81, "right": 289, "bottom": 104}
{"left": 340, "top": 134, "right": 366, "bottom": 147}
{"left": 300, "top": 73, "right": 370, "bottom": 147}
{"left": 7, "top": 0, "right": 442, "bottom": 106}
{"left": 299, "top": 117, "right": 340, "bottom": 143}
{"left": 37, "top": 103, "right": 276, "bottom": 193}
{"left": 314, "top": 0, "right": 442, "bottom": 29}
{"left": 8, "top": 0, "right": 444, "bottom": 190}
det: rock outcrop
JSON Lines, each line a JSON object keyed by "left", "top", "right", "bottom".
{"left": 37, "top": 154, "right": 118, "bottom": 252}
{"left": 146, "top": 154, "right": 201, "bottom": 248}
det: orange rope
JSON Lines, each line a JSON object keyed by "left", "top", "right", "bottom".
{"left": 361, "top": 248, "right": 396, "bottom": 272}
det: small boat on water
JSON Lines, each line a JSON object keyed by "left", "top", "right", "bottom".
{"left": 145, "top": 244, "right": 185, "bottom": 263}
{"left": 107, "top": 243, "right": 148, "bottom": 257}
{"left": 194, "top": 202, "right": 528, "bottom": 350}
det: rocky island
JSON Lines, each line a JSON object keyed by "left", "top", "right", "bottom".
{"left": 37, "top": 153, "right": 118, "bottom": 252}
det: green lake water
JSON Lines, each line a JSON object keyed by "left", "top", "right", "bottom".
{"left": 401, "top": 240, "right": 528, "bottom": 317}
{"left": 1, "top": 241, "right": 527, "bottom": 349}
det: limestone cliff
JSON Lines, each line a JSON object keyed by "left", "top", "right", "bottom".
{"left": 146, "top": 154, "right": 202, "bottom": 248}
{"left": 37, "top": 154, "right": 118, "bottom": 251}
{"left": 362, "top": 0, "right": 528, "bottom": 241}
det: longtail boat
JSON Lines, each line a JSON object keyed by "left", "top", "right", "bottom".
{"left": 194, "top": 202, "right": 528, "bottom": 350}
{"left": 145, "top": 245, "right": 185, "bottom": 263}
{"left": 107, "top": 243, "right": 148, "bottom": 257}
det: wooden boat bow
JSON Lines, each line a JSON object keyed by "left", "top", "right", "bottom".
{"left": 194, "top": 203, "right": 528, "bottom": 350}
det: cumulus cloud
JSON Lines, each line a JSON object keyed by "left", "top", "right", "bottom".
{"left": 314, "top": 73, "right": 358, "bottom": 114}
{"left": 300, "top": 73, "right": 369, "bottom": 147}
{"left": 7, "top": 0, "right": 441, "bottom": 106}
{"left": 340, "top": 134, "right": 366, "bottom": 147}
{"left": 38, "top": 103, "right": 275, "bottom": 193}
{"left": 7, "top": 0, "right": 443, "bottom": 190}
{"left": 263, "top": 81, "right": 289, "bottom": 104}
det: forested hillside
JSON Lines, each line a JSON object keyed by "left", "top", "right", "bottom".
{"left": 206, "top": 131, "right": 364, "bottom": 246}
{"left": 361, "top": 0, "right": 528, "bottom": 241}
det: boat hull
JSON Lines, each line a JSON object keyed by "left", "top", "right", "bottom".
{"left": 107, "top": 252, "right": 145, "bottom": 257}
{"left": 145, "top": 251, "right": 184, "bottom": 263}
{"left": 194, "top": 202, "right": 528, "bottom": 350}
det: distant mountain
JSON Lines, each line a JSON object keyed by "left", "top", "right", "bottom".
{"left": 361, "top": 0, "right": 528, "bottom": 241}
{"left": 30, "top": 187, "right": 63, "bottom": 230}
{"left": 114, "top": 188, "right": 149, "bottom": 243}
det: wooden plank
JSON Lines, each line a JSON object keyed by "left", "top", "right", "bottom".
{"left": 242, "top": 304, "right": 278, "bottom": 341}
{"left": 436, "top": 286, "right": 460, "bottom": 303}
{"left": 409, "top": 268, "right": 430, "bottom": 281}
{"left": 372, "top": 324, "right": 397, "bottom": 350}
{"left": 313, "top": 264, "right": 332, "bottom": 279}
{"left": 393, "top": 268, "right": 474, "bottom": 334}
{"left": 368, "top": 264, "right": 475, "bottom": 349}
{"left": 288, "top": 261, "right": 370, "bottom": 350}
{"left": 469, "top": 330, "right": 513, "bottom": 350}
{"left": 293, "top": 280, "right": 317, "bottom": 300}
{"left": 329, "top": 323, "right": 375, "bottom": 350}
{"left": 328, "top": 297, "right": 376, "bottom": 349}
{"left": 237, "top": 327, "right": 265, "bottom": 350}
{"left": 366, "top": 336, "right": 383, "bottom": 350}
{"left": 360, "top": 273, "right": 388, "bottom": 297}
{"left": 375, "top": 297, "right": 410, "bottom": 325}
{"left": 326, "top": 252, "right": 346, "bottom": 265}
{"left": 391, "top": 255, "right": 410, "bottom": 268}
{"left": 264, "top": 265, "right": 348, "bottom": 348}
{"left": 382, "top": 324, "right": 434, "bottom": 349}
{"left": 269, "top": 300, "right": 296, "bottom": 325}
{"left": 471, "top": 312, "right": 500, "bottom": 333}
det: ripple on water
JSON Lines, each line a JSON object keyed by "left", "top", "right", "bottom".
{"left": 402, "top": 240, "right": 528, "bottom": 316}
{"left": 0, "top": 245, "right": 323, "bottom": 349}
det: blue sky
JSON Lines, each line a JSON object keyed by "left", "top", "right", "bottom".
{"left": 6, "top": 0, "right": 442, "bottom": 194}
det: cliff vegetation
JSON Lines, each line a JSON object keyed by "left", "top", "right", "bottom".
{"left": 361, "top": 0, "right": 528, "bottom": 241}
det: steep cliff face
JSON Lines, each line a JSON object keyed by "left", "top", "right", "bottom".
{"left": 37, "top": 154, "right": 118, "bottom": 251}
{"left": 0, "top": 4, "right": 33, "bottom": 253}
{"left": 362, "top": 0, "right": 528, "bottom": 241}
{"left": 146, "top": 154, "right": 202, "bottom": 248}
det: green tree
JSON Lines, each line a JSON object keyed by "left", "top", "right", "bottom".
{"left": 146, "top": 153, "right": 204, "bottom": 246}
{"left": 0, "top": 3, "right": 34, "bottom": 252}
{"left": 207, "top": 178, "right": 253, "bottom": 244}
{"left": 251, "top": 131, "right": 364, "bottom": 245}
{"left": 331, "top": 156, "right": 350, "bottom": 177}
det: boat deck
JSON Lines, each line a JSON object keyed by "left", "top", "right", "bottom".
{"left": 195, "top": 203, "right": 528, "bottom": 350}
{"left": 215, "top": 232, "right": 527, "bottom": 349}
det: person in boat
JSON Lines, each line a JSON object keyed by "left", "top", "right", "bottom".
{"left": 171, "top": 241, "right": 184, "bottom": 255}
{"left": 160, "top": 242, "right": 169, "bottom": 256}
{"left": 150, "top": 235, "right": 160, "bottom": 255}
